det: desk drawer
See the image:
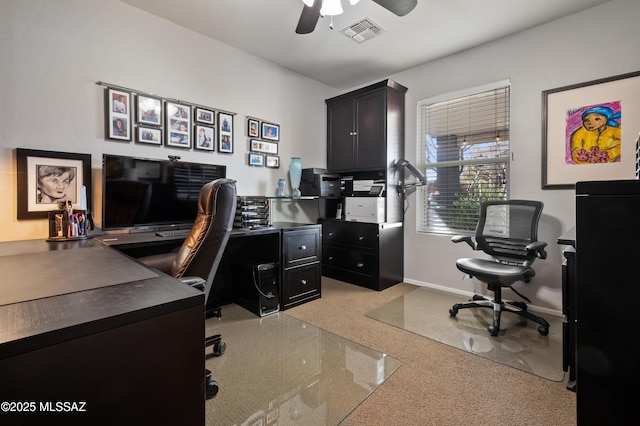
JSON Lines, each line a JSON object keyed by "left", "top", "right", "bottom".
{"left": 322, "top": 221, "right": 378, "bottom": 251}
{"left": 322, "top": 246, "right": 377, "bottom": 277}
{"left": 282, "top": 263, "right": 321, "bottom": 309}
{"left": 283, "top": 228, "right": 320, "bottom": 267}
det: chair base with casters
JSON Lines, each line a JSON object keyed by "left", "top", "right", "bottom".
{"left": 449, "top": 282, "right": 550, "bottom": 337}
{"left": 449, "top": 200, "right": 550, "bottom": 337}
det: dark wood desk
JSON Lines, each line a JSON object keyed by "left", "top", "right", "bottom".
{"left": 0, "top": 239, "right": 204, "bottom": 425}
{"left": 96, "top": 222, "right": 322, "bottom": 313}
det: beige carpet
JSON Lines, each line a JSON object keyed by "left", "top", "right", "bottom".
{"left": 283, "top": 278, "right": 576, "bottom": 426}
{"left": 365, "top": 286, "right": 564, "bottom": 381}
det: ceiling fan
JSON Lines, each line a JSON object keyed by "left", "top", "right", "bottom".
{"left": 295, "top": 0, "right": 417, "bottom": 34}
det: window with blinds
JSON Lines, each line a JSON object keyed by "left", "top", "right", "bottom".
{"left": 416, "top": 81, "right": 510, "bottom": 235}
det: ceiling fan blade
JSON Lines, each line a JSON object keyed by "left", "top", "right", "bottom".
{"left": 372, "top": 0, "right": 417, "bottom": 16}
{"left": 295, "top": 1, "right": 322, "bottom": 34}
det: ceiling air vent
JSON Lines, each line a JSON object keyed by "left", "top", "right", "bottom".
{"left": 340, "top": 17, "right": 384, "bottom": 43}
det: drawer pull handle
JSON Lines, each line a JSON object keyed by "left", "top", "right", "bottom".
{"left": 299, "top": 245, "right": 307, "bottom": 250}
{"left": 328, "top": 232, "right": 334, "bottom": 237}
{"left": 301, "top": 279, "right": 307, "bottom": 285}
{"left": 328, "top": 256, "right": 334, "bottom": 260}
{"left": 356, "top": 262, "right": 364, "bottom": 268}
{"left": 358, "top": 236, "right": 364, "bottom": 241}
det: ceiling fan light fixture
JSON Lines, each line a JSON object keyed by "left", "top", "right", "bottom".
{"left": 321, "top": 0, "right": 344, "bottom": 16}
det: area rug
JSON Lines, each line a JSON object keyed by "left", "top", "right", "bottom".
{"left": 204, "top": 303, "right": 402, "bottom": 426}
{"left": 366, "top": 286, "right": 564, "bottom": 381}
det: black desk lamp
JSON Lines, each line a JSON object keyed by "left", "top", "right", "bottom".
{"left": 396, "top": 159, "right": 427, "bottom": 196}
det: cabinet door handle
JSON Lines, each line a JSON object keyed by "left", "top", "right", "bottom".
{"left": 356, "top": 262, "right": 364, "bottom": 268}
{"left": 328, "top": 256, "right": 334, "bottom": 261}
{"left": 358, "top": 236, "right": 364, "bottom": 241}
{"left": 299, "top": 245, "right": 307, "bottom": 250}
{"left": 300, "top": 279, "right": 307, "bottom": 285}
{"left": 328, "top": 232, "right": 334, "bottom": 237}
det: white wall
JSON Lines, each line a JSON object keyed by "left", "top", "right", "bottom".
{"left": 0, "top": 0, "right": 338, "bottom": 241}
{"left": 391, "top": 0, "right": 640, "bottom": 313}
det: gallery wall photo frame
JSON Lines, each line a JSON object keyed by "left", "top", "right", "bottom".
{"left": 105, "top": 87, "right": 132, "bottom": 141}
{"left": 542, "top": 70, "right": 640, "bottom": 189}
{"left": 166, "top": 101, "right": 192, "bottom": 149}
{"left": 265, "top": 155, "right": 280, "bottom": 169}
{"left": 195, "top": 107, "right": 215, "bottom": 125}
{"left": 261, "top": 122, "right": 279, "bottom": 141}
{"left": 250, "top": 139, "right": 278, "bottom": 155}
{"left": 248, "top": 153, "right": 264, "bottom": 167}
{"left": 136, "top": 126, "right": 163, "bottom": 145}
{"left": 136, "top": 94, "right": 162, "bottom": 127}
{"left": 195, "top": 125, "right": 215, "bottom": 151}
{"left": 218, "top": 112, "right": 234, "bottom": 154}
{"left": 16, "top": 148, "right": 92, "bottom": 219}
{"left": 247, "top": 118, "right": 260, "bottom": 138}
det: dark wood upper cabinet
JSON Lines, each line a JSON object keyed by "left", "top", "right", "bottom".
{"left": 326, "top": 79, "right": 407, "bottom": 173}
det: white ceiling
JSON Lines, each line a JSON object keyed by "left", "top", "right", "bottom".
{"left": 121, "top": 0, "right": 610, "bottom": 90}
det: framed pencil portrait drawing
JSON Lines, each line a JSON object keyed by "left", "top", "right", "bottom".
{"left": 105, "top": 87, "right": 131, "bottom": 141}
{"left": 542, "top": 70, "right": 640, "bottom": 189}
{"left": 16, "top": 148, "right": 92, "bottom": 219}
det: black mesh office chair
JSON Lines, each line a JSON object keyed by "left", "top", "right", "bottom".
{"left": 448, "top": 200, "right": 550, "bottom": 337}
{"left": 139, "top": 178, "right": 237, "bottom": 398}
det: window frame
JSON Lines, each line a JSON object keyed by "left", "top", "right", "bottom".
{"left": 416, "top": 79, "right": 511, "bottom": 235}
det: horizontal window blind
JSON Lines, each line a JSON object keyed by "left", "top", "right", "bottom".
{"left": 417, "top": 82, "right": 510, "bottom": 234}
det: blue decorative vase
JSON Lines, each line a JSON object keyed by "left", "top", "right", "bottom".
{"left": 289, "top": 157, "right": 302, "bottom": 198}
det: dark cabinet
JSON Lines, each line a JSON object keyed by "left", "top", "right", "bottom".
{"left": 327, "top": 89, "right": 387, "bottom": 171}
{"left": 323, "top": 79, "right": 407, "bottom": 290}
{"left": 319, "top": 218, "right": 403, "bottom": 291}
{"left": 281, "top": 224, "right": 322, "bottom": 309}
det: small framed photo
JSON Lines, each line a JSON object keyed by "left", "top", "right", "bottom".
{"left": 248, "top": 153, "right": 264, "bottom": 167}
{"left": 136, "top": 94, "right": 162, "bottom": 126}
{"left": 136, "top": 126, "right": 162, "bottom": 145}
{"left": 195, "top": 107, "right": 215, "bottom": 125}
{"left": 195, "top": 125, "right": 215, "bottom": 151}
{"left": 218, "top": 112, "right": 234, "bottom": 154}
{"left": 247, "top": 118, "right": 260, "bottom": 137}
{"left": 250, "top": 139, "right": 278, "bottom": 154}
{"left": 265, "top": 155, "right": 280, "bottom": 169}
{"left": 166, "top": 101, "right": 192, "bottom": 149}
{"left": 106, "top": 88, "right": 131, "bottom": 141}
{"left": 16, "top": 148, "right": 91, "bottom": 219}
{"left": 261, "top": 122, "right": 279, "bottom": 141}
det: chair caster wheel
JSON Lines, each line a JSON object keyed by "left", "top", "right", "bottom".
{"left": 449, "top": 307, "right": 458, "bottom": 317}
{"left": 213, "top": 340, "right": 226, "bottom": 357}
{"left": 205, "top": 369, "right": 219, "bottom": 399}
{"left": 488, "top": 326, "right": 499, "bottom": 336}
{"left": 538, "top": 325, "right": 549, "bottom": 336}
{"left": 206, "top": 334, "right": 226, "bottom": 356}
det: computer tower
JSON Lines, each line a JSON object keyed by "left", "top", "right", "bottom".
{"left": 235, "top": 262, "right": 280, "bottom": 317}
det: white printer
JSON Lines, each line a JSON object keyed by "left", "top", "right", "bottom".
{"left": 344, "top": 197, "right": 386, "bottom": 223}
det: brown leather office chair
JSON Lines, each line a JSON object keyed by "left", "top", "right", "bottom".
{"left": 139, "top": 178, "right": 237, "bottom": 398}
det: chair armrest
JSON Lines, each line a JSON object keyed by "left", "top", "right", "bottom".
{"left": 451, "top": 235, "right": 476, "bottom": 249}
{"left": 180, "top": 276, "right": 206, "bottom": 291}
{"left": 526, "top": 241, "right": 548, "bottom": 259}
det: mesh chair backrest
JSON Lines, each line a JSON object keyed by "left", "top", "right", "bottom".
{"left": 475, "top": 200, "right": 543, "bottom": 264}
